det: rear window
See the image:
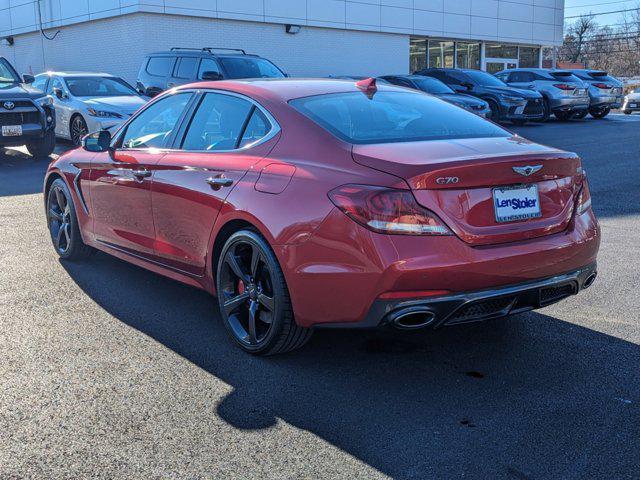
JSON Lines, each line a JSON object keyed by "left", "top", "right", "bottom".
{"left": 551, "top": 72, "right": 584, "bottom": 83}
{"left": 146, "top": 56, "right": 174, "bottom": 77}
{"left": 219, "top": 57, "right": 285, "bottom": 79}
{"left": 589, "top": 72, "right": 618, "bottom": 83}
{"left": 290, "top": 91, "right": 509, "bottom": 145}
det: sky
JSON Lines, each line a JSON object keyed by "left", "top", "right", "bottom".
{"left": 564, "top": 0, "right": 640, "bottom": 29}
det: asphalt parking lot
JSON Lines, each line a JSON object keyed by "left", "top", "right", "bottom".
{"left": 1, "top": 116, "right": 639, "bottom": 479}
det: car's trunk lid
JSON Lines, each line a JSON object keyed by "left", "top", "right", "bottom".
{"left": 352, "top": 136, "right": 582, "bottom": 246}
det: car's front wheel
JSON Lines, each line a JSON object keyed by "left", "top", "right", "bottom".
{"left": 26, "top": 130, "right": 55, "bottom": 158}
{"left": 70, "top": 115, "right": 88, "bottom": 146}
{"left": 46, "top": 178, "right": 94, "bottom": 260}
{"left": 216, "top": 230, "right": 312, "bottom": 355}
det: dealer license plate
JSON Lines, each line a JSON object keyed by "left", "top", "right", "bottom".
{"left": 2, "top": 125, "right": 22, "bottom": 136}
{"left": 493, "top": 185, "right": 542, "bottom": 223}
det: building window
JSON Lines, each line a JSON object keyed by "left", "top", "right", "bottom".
{"left": 410, "top": 38, "right": 427, "bottom": 73}
{"left": 456, "top": 42, "right": 480, "bottom": 69}
{"left": 428, "top": 40, "right": 454, "bottom": 68}
{"left": 519, "top": 47, "right": 540, "bottom": 68}
{"left": 485, "top": 43, "right": 518, "bottom": 59}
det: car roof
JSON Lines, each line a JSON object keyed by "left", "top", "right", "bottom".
{"left": 174, "top": 78, "right": 411, "bottom": 102}
{"left": 148, "top": 50, "right": 260, "bottom": 58}
{"left": 39, "top": 71, "right": 115, "bottom": 77}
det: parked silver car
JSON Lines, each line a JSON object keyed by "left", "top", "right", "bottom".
{"left": 32, "top": 72, "right": 148, "bottom": 145}
{"left": 568, "top": 70, "right": 624, "bottom": 119}
{"left": 495, "top": 68, "right": 589, "bottom": 121}
{"left": 622, "top": 88, "right": 640, "bottom": 115}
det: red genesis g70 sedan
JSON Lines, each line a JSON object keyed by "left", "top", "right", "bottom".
{"left": 44, "top": 78, "right": 600, "bottom": 355}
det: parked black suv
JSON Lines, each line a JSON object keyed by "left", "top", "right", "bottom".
{"left": 136, "top": 47, "right": 286, "bottom": 97}
{"left": 415, "top": 68, "right": 544, "bottom": 124}
{"left": 0, "top": 57, "right": 55, "bottom": 157}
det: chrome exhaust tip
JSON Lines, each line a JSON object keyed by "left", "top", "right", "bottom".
{"left": 388, "top": 307, "right": 437, "bottom": 330}
{"left": 583, "top": 272, "right": 597, "bottom": 289}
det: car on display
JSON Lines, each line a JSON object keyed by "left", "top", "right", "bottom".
{"left": 379, "top": 74, "right": 490, "bottom": 117}
{"left": 44, "top": 78, "right": 600, "bottom": 355}
{"left": 494, "top": 68, "right": 590, "bottom": 121}
{"left": 136, "top": 47, "right": 286, "bottom": 97}
{"left": 0, "top": 57, "right": 56, "bottom": 157}
{"left": 622, "top": 88, "right": 640, "bottom": 115}
{"left": 32, "top": 72, "right": 148, "bottom": 146}
{"left": 414, "top": 68, "right": 544, "bottom": 124}
{"left": 568, "top": 69, "right": 624, "bottom": 119}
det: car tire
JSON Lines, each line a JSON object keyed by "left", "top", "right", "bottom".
{"left": 589, "top": 107, "right": 610, "bottom": 119}
{"left": 487, "top": 99, "right": 501, "bottom": 122}
{"left": 46, "top": 178, "right": 94, "bottom": 261}
{"left": 623, "top": 110, "right": 632, "bottom": 115}
{"left": 573, "top": 110, "right": 588, "bottom": 120}
{"left": 26, "top": 130, "right": 55, "bottom": 158}
{"left": 554, "top": 111, "right": 573, "bottom": 121}
{"left": 216, "top": 230, "right": 312, "bottom": 355}
{"left": 70, "top": 115, "right": 88, "bottom": 146}
{"left": 541, "top": 97, "right": 551, "bottom": 122}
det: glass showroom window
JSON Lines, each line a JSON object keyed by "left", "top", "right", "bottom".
{"left": 485, "top": 43, "right": 518, "bottom": 59}
{"left": 410, "top": 38, "right": 427, "bottom": 73}
{"left": 456, "top": 42, "right": 480, "bottom": 69}
{"left": 519, "top": 47, "right": 540, "bottom": 68}
{"left": 428, "top": 40, "right": 454, "bottom": 68}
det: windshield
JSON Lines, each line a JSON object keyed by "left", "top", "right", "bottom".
{"left": 65, "top": 76, "right": 138, "bottom": 97}
{"left": 219, "top": 57, "right": 285, "bottom": 79}
{"left": 464, "top": 70, "right": 507, "bottom": 87}
{"left": 290, "top": 91, "right": 509, "bottom": 145}
{"left": 412, "top": 77, "right": 454, "bottom": 94}
{"left": 0, "top": 59, "right": 20, "bottom": 83}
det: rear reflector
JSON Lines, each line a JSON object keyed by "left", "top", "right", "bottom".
{"left": 554, "top": 83, "right": 575, "bottom": 91}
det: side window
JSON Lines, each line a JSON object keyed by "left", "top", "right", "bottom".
{"left": 46, "top": 77, "right": 65, "bottom": 95}
{"left": 239, "top": 109, "right": 270, "bottom": 148}
{"left": 121, "top": 93, "right": 191, "bottom": 149}
{"left": 510, "top": 72, "right": 532, "bottom": 83}
{"left": 198, "top": 58, "right": 222, "bottom": 80}
{"left": 427, "top": 70, "right": 446, "bottom": 82}
{"left": 495, "top": 72, "right": 508, "bottom": 82}
{"left": 445, "top": 71, "right": 468, "bottom": 85}
{"left": 174, "top": 57, "right": 199, "bottom": 79}
{"left": 146, "top": 57, "right": 174, "bottom": 77}
{"left": 181, "top": 93, "right": 253, "bottom": 151}
{"left": 32, "top": 75, "right": 49, "bottom": 92}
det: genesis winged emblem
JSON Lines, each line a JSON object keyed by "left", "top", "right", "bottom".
{"left": 513, "top": 165, "right": 543, "bottom": 177}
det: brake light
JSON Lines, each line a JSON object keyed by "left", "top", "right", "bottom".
{"left": 553, "top": 84, "right": 574, "bottom": 91}
{"left": 577, "top": 177, "right": 592, "bottom": 215}
{"left": 328, "top": 185, "right": 452, "bottom": 235}
{"left": 593, "top": 83, "right": 611, "bottom": 89}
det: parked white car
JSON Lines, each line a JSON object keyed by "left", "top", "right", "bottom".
{"left": 622, "top": 88, "right": 640, "bottom": 115}
{"left": 32, "top": 72, "right": 148, "bottom": 145}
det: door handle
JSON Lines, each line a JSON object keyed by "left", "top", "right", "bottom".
{"left": 206, "top": 176, "right": 233, "bottom": 190}
{"left": 132, "top": 169, "right": 151, "bottom": 180}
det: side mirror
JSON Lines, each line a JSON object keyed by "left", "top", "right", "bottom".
{"left": 53, "top": 87, "right": 65, "bottom": 100}
{"left": 201, "top": 71, "right": 223, "bottom": 81}
{"left": 82, "top": 130, "right": 112, "bottom": 153}
{"left": 23, "top": 74, "right": 35, "bottom": 84}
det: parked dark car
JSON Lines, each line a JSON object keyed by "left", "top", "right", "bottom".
{"left": 136, "top": 47, "right": 286, "bottom": 97}
{"left": 568, "top": 69, "right": 624, "bottom": 119}
{"left": 0, "top": 57, "right": 56, "bottom": 157}
{"left": 415, "top": 68, "right": 544, "bottom": 124}
{"left": 380, "top": 74, "right": 490, "bottom": 117}
{"left": 494, "top": 68, "right": 590, "bottom": 121}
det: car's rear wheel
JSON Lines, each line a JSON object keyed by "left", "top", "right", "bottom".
{"left": 26, "top": 130, "right": 55, "bottom": 158}
{"left": 70, "top": 115, "right": 88, "bottom": 146}
{"left": 554, "top": 111, "right": 573, "bottom": 121}
{"left": 589, "top": 106, "right": 610, "bottom": 119}
{"left": 46, "top": 178, "right": 94, "bottom": 260}
{"left": 216, "top": 230, "right": 312, "bottom": 355}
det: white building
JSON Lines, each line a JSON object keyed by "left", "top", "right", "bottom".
{"left": 0, "top": 1, "right": 564, "bottom": 83}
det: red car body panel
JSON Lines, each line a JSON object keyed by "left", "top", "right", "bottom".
{"left": 44, "top": 79, "right": 600, "bottom": 329}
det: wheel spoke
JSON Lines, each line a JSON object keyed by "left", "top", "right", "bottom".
{"left": 55, "top": 188, "right": 66, "bottom": 210}
{"left": 63, "top": 224, "right": 71, "bottom": 246}
{"left": 248, "top": 300, "right": 258, "bottom": 344}
{"left": 257, "top": 293, "right": 275, "bottom": 313}
{"left": 250, "top": 246, "right": 261, "bottom": 278}
{"left": 224, "top": 251, "right": 249, "bottom": 283}
{"left": 48, "top": 208, "right": 62, "bottom": 222}
{"left": 55, "top": 225, "right": 64, "bottom": 249}
{"left": 223, "top": 291, "right": 250, "bottom": 315}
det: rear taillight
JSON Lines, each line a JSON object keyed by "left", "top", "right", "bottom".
{"left": 328, "top": 184, "right": 452, "bottom": 235}
{"left": 577, "top": 177, "right": 592, "bottom": 215}
{"left": 593, "top": 83, "right": 611, "bottom": 89}
{"left": 553, "top": 84, "right": 574, "bottom": 91}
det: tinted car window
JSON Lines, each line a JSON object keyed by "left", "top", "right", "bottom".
{"left": 198, "top": 58, "right": 222, "bottom": 79}
{"left": 47, "top": 77, "right": 66, "bottom": 95}
{"left": 0, "top": 59, "right": 19, "bottom": 83}
{"left": 290, "top": 91, "right": 509, "bottom": 145}
{"left": 412, "top": 77, "right": 454, "bottom": 94}
{"left": 146, "top": 57, "right": 174, "bottom": 77}
{"left": 219, "top": 57, "right": 285, "bottom": 79}
{"left": 550, "top": 72, "right": 584, "bottom": 83}
{"left": 509, "top": 72, "right": 533, "bottom": 83}
{"left": 121, "top": 93, "right": 191, "bottom": 149}
{"left": 464, "top": 70, "right": 507, "bottom": 87}
{"left": 32, "top": 74, "right": 49, "bottom": 92}
{"left": 182, "top": 93, "right": 253, "bottom": 151}
{"left": 239, "top": 109, "right": 271, "bottom": 148}
{"left": 175, "top": 57, "right": 199, "bottom": 79}
{"left": 444, "top": 71, "right": 469, "bottom": 85}
{"left": 66, "top": 76, "right": 138, "bottom": 96}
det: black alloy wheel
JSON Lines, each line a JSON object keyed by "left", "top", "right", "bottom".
{"left": 573, "top": 110, "right": 588, "bottom": 120}
{"left": 70, "top": 115, "right": 88, "bottom": 146}
{"left": 216, "top": 230, "right": 312, "bottom": 355}
{"left": 46, "top": 178, "right": 93, "bottom": 260}
{"left": 589, "top": 106, "right": 611, "bottom": 119}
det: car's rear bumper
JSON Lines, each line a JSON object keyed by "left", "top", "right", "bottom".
{"left": 590, "top": 94, "right": 623, "bottom": 109}
{"left": 549, "top": 96, "right": 590, "bottom": 112}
